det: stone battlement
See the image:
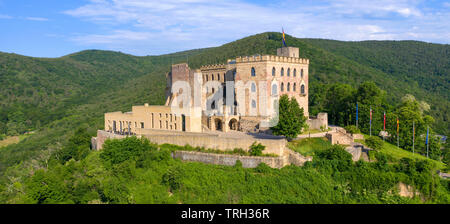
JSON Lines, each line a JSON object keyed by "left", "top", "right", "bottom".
{"left": 231, "top": 55, "right": 309, "bottom": 64}
{"left": 200, "top": 64, "right": 227, "bottom": 70}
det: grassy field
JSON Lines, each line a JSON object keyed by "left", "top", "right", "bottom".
{"left": 355, "top": 134, "right": 446, "bottom": 170}
{"left": 288, "top": 137, "right": 332, "bottom": 156}
{"left": 0, "top": 133, "right": 32, "bottom": 149}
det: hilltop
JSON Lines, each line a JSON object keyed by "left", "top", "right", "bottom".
{"left": 0, "top": 32, "right": 448, "bottom": 203}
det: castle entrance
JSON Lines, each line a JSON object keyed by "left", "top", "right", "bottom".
{"left": 228, "top": 118, "right": 238, "bottom": 131}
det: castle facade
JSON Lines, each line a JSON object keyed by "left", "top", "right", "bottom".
{"left": 104, "top": 46, "right": 325, "bottom": 135}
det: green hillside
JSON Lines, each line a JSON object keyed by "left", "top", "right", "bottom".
{"left": 0, "top": 32, "right": 448, "bottom": 203}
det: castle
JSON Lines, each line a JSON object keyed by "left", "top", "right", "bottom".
{"left": 103, "top": 46, "right": 327, "bottom": 136}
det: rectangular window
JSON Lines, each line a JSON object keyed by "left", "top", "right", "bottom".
{"left": 140, "top": 122, "right": 144, "bottom": 128}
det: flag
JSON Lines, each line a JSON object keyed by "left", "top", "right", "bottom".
{"left": 370, "top": 106, "right": 372, "bottom": 124}
{"left": 397, "top": 117, "right": 399, "bottom": 134}
{"left": 426, "top": 126, "right": 429, "bottom": 146}
{"left": 282, "top": 28, "right": 287, "bottom": 47}
{"left": 383, "top": 111, "right": 386, "bottom": 130}
{"left": 356, "top": 103, "right": 358, "bottom": 122}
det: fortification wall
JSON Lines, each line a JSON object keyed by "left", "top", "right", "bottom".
{"left": 171, "top": 149, "right": 311, "bottom": 169}
{"left": 94, "top": 130, "right": 286, "bottom": 155}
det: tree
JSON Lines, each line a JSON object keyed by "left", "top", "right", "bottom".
{"left": 386, "top": 94, "right": 436, "bottom": 156}
{"left": 324, "top": 83, "right": 355, "bottom": 126}
{"left": 355, "top": 81, "right": 387, "bottom": 136}
{"left": 271, "top": 95, "right": 307, "bottom": 139}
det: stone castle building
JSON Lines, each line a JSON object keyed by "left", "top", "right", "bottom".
{"left": 104, "top": 46, "right": 327, "bottom": 135}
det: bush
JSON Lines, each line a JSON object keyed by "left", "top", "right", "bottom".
{"left": 100, "top": 136, "right": 156, "bottom": 165}
{"left": 344, "top": 125, "right": 360, "bottom": 134}
{"left": 162, "top": 166, "right": 183, "bottom": 191}
{"left": 254, "top": 162, "right": 272, "bottom": 173}
{"left": 249, "top": 142, "right": 265, "bottom": 156}
{"left": 365, "top": 136, "right": 384, "bottom": 150}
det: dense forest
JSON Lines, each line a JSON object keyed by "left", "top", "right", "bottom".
{"left": 0, "top": 32, "right": 448, "bottom": 203}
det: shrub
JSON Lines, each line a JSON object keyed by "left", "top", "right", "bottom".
{"left": 162, "top": 166, "right": 183, "bottom": 191}
{"left": 365, "top": 136, "right": 383, "bottom": 150}
{"left": 249, "top": 142, "right": 265, "bottom": 156}
{"left": 254, "top": 163, "right": 272, "bottom": 173}
{"left": 344, "top": 125, "right": 360, "bottom": 134}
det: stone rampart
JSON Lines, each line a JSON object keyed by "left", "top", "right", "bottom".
{"left": 171, "top": 149, "right": 311, "bottom": 169}
{"left": 94, "top": 130, "right": 286, "bottom": 155}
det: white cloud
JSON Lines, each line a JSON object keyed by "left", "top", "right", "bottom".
{"left": 63, "top": 0, "right": 450, "bottom": 55}
{"left": 26, "top": 17, "right": 49, "bottom": 21}
{"left": 71, "top": 30, "right": 153, "bottom": 44}
{"left": 0, "top": 14, "right": 12, "bottom": 19}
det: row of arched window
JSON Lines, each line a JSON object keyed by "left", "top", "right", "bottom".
{"left": 250, "top": 67, "right": 305, "bottom": 78}
{"left": 276, "top": 82, "right": 306, "bottom": 94}
{"left": 273, "top": 67, "right": 304, "bottom": 78}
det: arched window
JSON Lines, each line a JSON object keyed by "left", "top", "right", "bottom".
{"left": 217, "top": 73, "right": 220, "bottom": 81}
{"left": 287, "top": 68, "right": 290, "bottom": 77}
{"left": 212, "top": 74, "right": 214, "bottom": 80}
{"left": 251, "top": 83, "right": 256, "bottom": 92}
{"left": 272, "top": 84, "right": 277, "bottom": 95}
{"left": 252, "top": 100, "right": 256, "bottom": 108}
{"left": 272, "top": 67, "right": 276, "bottom": 76}
{"left": 281, "top": 68, "right": 284, "bottom": 76}
{"left": 301, "top": 84, "right": 305, "bottom": 94}
{"left": 293, "top": 83, "right": 297, "bottom": 91}
{"left": 206, "top": 75, "right": 208, "bottom": 81}
{"left": 287, "top": 83, "right": 290, "bottom": 91}
{"left": 281, "top": 82, "right": 284, "bottom": 92}
{"left": 301, "top": 69, "right": 304, "bottom": 78}
{"left": 293, "top": 69, "right": 297, "bottom": 77}
{"left": 251, "top": 67, "right": 256, "bottom": 76}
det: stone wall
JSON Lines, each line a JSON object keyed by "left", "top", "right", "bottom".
{"left": 326, "top": 129, "right": 353, "bottom": 145}
{"left": 94, "top": 130, "right": 286, "bottom": 155}
{"left": 307, "top": 113, "right": 328, "bottom": 130}
{"left": 171, "top": 149, "right": 312, "bottom": 169}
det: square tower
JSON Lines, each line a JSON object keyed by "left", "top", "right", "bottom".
{"left": 277, "top": 47, "right": 299, "bottom": 58}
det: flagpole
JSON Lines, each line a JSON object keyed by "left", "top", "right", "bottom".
{"left": 397, "top": 117, "right": 399, "bottom": 148}
{"left": 426, "top": 126, "right": 429, "bottom": 158}
{"left": 369, "top": 106, "right": 372, "bottom": 136}
{"left": 383, "top": 111, "right": 386, "bottom": 142}
{"left": 412, "top": 121, "right": 415, "bottom": 154}
{"left": 356, "top": 102, "right": 358, "bottom": 129}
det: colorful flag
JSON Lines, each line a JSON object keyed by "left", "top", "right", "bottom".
{"left": 383, "top": 111, "right": 386, "bottom": 130}
{"left": 356, "top": 103, "right": 358, "bottom": 122}
{"left": 282, "top": 28, "right": 287, "bottom": 47}
{"left": 426, "top": 126, "right": 429, "bottom": 145}
{"left": 397, "top": 117, "right": 399, "bottom": 134}
{"left": 370, "top": 107, "right": 372, "bottom": 124}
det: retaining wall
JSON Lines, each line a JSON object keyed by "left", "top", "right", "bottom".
{"left": 171, "top": 150, "right": 312, "bottom": 169}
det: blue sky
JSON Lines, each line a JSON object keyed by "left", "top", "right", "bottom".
{"left": 0, "top": 0, "right": 449, "bottom": 57}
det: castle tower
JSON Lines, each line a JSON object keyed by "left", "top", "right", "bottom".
{"left": 277, "top": 47, "right": 299, "bottom": 58}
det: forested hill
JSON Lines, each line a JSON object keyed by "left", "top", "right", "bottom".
{"left": 0, "top": 32, "right": 448, "bottom": 182}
